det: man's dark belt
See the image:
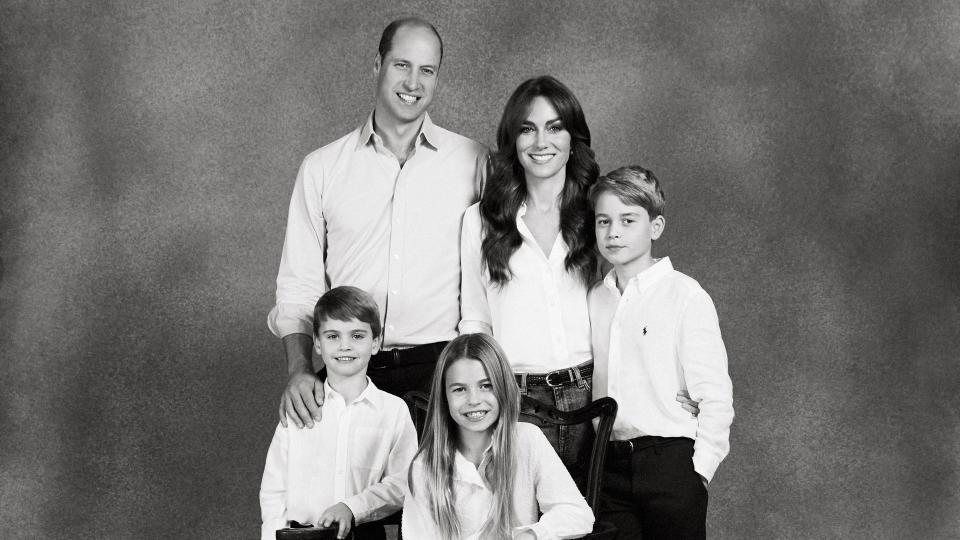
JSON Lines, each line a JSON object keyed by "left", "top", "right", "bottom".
{"left": 607, "top": 435, "right": 692, "bottom": 457}
{"left": 514, "top": 361, "right": 593, "bottom": 388}
{"left": 368, "top": 341, "right": 448, "bottom": 370}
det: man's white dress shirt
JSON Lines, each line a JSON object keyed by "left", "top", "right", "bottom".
{"left": 268, "top": 113, "right": 487, "bottom": 348}
{"left": 259, "top": 380, "right": 418, "bottom": 539}
{"left": 588, "top": 257, "right": 734, "bottom": 482}
{"left": 459, "top": 203, "right": 592, "bottom": 372}
{"left": 402, "top": 422, "right": 594, "bottom": 539}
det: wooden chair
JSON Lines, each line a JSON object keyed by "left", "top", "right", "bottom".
{"left": 403, "top": 390, "right": 431, "bottom": 437}
{"left": 404, "top": 391, "right": 620, "bottom": 539}
{"left": 519, "top": 395, "right": 619, "bottom": 539}
{"left": 275, "top": 523, "right": 351, "bottom": 539}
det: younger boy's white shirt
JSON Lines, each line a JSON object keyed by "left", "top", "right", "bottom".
{"left": 401, "top": 422, "right": 595, "bottom": 540}
{"left": 459, "top": 203, "right": 593, "bottom": 372}
{"left": 259, "top": 379, "right": 417, "bottom": 540}
{"left": 589, "top": 257, "right": 734, "bottom": 482}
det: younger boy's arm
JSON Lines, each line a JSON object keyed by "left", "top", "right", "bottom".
{"left": 341, "top": 407, "right": 418, "bottom": 522}
{"left": 678, "top": 288, "right": 735, "bottom": 484}
{"left": 259, "top": 424, "right": 290, "bottom": 540}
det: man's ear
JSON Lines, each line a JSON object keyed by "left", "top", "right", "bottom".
{"left": 651, "top": 215, "right": 666, "bottom": 240}
{"left": 374, "top": 53, "right": 382, "bottom": 75}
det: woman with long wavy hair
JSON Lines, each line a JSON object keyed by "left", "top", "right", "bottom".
{"left": 459, "top": 75, "right": 600, "bottom": 469}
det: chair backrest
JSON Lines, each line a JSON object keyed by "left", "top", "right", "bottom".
{"left": 403, "top": 390, "right": 431, "bottom": 439}
{"left": 275, "top": 525, "right": 351, "bottom": 540}
{"left": 518, "top": 395, "right": 618, "bottom": 512}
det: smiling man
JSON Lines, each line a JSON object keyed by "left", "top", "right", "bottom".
{"left": 269, "top": 18, "right": 488, "bottom": 428}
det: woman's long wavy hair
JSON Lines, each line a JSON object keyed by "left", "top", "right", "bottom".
{"left": 408, "top": 333, "right": 520, "bottom": 539}
{"left": 480, "top": 76, "right": 600, "bottom": 286}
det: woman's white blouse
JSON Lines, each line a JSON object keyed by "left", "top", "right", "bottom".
{"left": 401, "top": 423, "right": 595, "bottom": 539}
{"left": 459, "top": 203, "right": 593, "bottom": 372}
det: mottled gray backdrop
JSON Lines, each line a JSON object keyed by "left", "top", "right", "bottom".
{"left": 2, "top": 1, "right": 958, "bottom": 538}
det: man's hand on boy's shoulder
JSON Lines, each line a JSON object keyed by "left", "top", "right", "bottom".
{"left": 319, "top": 502, "right": 355, "bottom": 540}
{"left": 676, "top": 390, "right": 700, "bottom": 417}
{"left": 279, "top": 333, "right": 325, "bottom": 428}
{"left": 280, "top": 371, "right": 325, "bottom": 428}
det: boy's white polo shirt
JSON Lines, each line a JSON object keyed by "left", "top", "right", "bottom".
{"left": 589, "top": 257, "right": 734, "bottom": 482}
{"left": 259, "top": 379, "right": 418, "bottom": 539}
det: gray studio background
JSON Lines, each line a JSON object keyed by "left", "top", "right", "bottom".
{"left": 2, "top": 1, "right": 959, "bottom": 538}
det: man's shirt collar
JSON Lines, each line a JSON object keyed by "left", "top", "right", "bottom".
{"left": 357, "top": 112, "right": 439, "bottom": 152}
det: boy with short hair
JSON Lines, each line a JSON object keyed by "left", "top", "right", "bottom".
{"left": 587, "top": 166, "right": 734, "bottom": 540}
{"left": 260, "top": 286, "right": 418, "bottom": 540}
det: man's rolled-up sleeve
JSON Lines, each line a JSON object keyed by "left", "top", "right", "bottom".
{"left": 268, "top": 157, "right": 328, "bottom": 338}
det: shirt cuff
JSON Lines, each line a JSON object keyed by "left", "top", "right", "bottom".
{"left": 342, "top": 496, "right": 368, "bottom": 524}
{"left": 268, "top": 303, "right": 316, "bottom": 338}
{"left": 692, "top": 448, "right": 721, "bottom": 483}
{"left": 262, "top": 519, "right": 288, "bottom": 540}
{"left": 458, "top": 319, "right": 492, "bottom": 335}
{"left": 515, "top": 522, "right": 552, "bottom": 540}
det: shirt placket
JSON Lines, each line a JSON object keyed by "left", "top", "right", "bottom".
{"left": 543, "top": 254, "right": 569, "bottom": 364}
{"left": 382, "top": 151, "right": 405, "bottom": 345}
{"left": 608, "top": 285, "right": 630, "bottom": 402}
{"left": 333, "top": 400, "right": 351, "bottom": 501}
{"left": 516, "top": 209, "right": 569, "bottom": 365}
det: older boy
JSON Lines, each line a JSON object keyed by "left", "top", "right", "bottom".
{"left": 587, "top": 166, "right": 734, "bottom": 540}
{"left": 260, "top": 286, "right": 418, "bottom": 540}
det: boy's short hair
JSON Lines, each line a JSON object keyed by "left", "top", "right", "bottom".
{"left": 313, "top": 286, "right": 382, "bottom": 338}
{"left": 588, "top": 165, "right": 666, "bottom": 219}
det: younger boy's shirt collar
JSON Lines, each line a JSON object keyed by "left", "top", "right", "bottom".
{"left": 322, "top": 377, "right": 382, "bottom": 410}
{"left": 603, "top": 257, "right": 674, "bottom": 296}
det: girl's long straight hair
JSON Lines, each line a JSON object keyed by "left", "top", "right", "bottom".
{"left": 480, "top": 75, "right": 600, "bottom": 287}
{"left": 408, "top": 333, "right": 520, "bottom": 539}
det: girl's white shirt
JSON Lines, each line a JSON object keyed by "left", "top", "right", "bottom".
{"left": 401, "top": 422, "right": 595, "bottom": 539}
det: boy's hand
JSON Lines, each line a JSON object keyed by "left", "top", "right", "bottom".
{"left": 280, "top": 372, "right": 325, "bottom": 428}
{"left": 319, "top": 503, "right": 354, "bottom": 539}
{"left": 676, "top": 390, "right": 700, "bottom": 417}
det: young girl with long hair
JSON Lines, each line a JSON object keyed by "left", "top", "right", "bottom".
{"left": 459, "top": 76, "right": 600, "bottom": 468}
{"left": 401, "top": 333, "right": 594, "bottom": 539}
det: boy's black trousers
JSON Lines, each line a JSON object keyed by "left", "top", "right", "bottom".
{"left": 599, "top": 436, "right": 707, "bottom": 540}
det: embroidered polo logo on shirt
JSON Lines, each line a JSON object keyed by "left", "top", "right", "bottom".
{"left": 643, "top": 326, "right": 647, "bottom": 336}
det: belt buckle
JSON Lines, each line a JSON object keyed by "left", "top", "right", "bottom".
{"left": 545, "top": 370, "right": 567, "bottom": 387}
